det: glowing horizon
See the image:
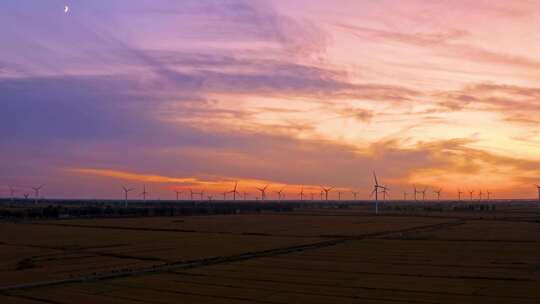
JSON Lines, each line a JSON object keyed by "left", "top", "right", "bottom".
{"left": 1, "top": 1, "right": 539, "bottom": 200}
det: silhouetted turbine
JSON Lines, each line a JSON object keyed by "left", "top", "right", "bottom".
{"left": 420, "top": 188, "right": 427, "bottom": 201}
{"left": 434, "top": 188, "right": 442, "bottom": 201}
{"left": 275, "top": 187, "right": 285, "bottom": 201}
{"left": 370, "top": 172, "right": 387, "bottom": 214}
{"left": 31, "top": 185, "right": 44, "bottom": 204}
{"left": 9, "top": 186, "right": 16, "bottom": 202}
{"left": 174, "top": 190, "right": 183, "bottom": 201}
{"left": 140, "top": 185, "right": 149, "bottom": 201}
{"left": 321, "top": 187, "right": 333, "bottom": 201}
{"left": 256, "top": 185, "right": 268, "bottom": 201}
{"left": 381, "top": 186, "right": 389, "bottom": 201}
{"left": 121, "top": 186, "right": 134, "bottom": 207}
{"left": 228, "top": 181, "right": 239, "bottom": 201}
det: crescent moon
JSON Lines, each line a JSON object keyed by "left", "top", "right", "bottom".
{"left": 64, "top": 5, "right": 69, "bottom": 14}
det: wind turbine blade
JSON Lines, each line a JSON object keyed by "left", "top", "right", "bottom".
{"left": 373, "top": 172, "right": 379, "bottom": 186}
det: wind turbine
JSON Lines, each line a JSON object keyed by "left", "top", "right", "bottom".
{"left": 321, "top": 187, "right": 333, "bottom": 201}
{"left": 352, "top": 191, "right": 358, "bottom": 200}
{"left": 140, "top": 185, "right": 149, "bottom": 201}
{"left": 299, "top": 187, "right": 305, "bottom": 201}
{"left": 338, "top": 191, "right": 342, "bottom": 201}
{"left": 434, "top": 188, "right": 442, "bottom": 201}
{"left": 9, "top": 186, "right": 16, "bottom": 202}
{"left": 174, "top": 190, "right": 183, "bottom": 201}
{"left": 370, "top": 172, "right": 386, "bottom": 214}
{"left": 319, "top": 190, "right": 323, "bottom": 200}
{"left": 381, "top": 186, "right": 389, "bottom": 201}
{"left": 222, "top": 191, "right": 228, "bottom": 200}
{"left": 228, "top": 181, "right": 239, "bottom": 201}
{"left": 121, "top": 186, "right": 134, "bottom": 207}
{"left": 275, "top": 188, "right": 285, "bottom": 201}
{"left": 420, "top": 188, "right": 427, "bottom": 201}
{"left": 31, "top": 185, "right": 44, "bottom": 204}
{"left": 487, "top": 190, "right": 492, "bottom": 201}
{"left": 23, "top": 193, "right": 29, "bottom": 200}
{"left": 403, "top": 192, "right": 408, "bottom": 200}
{"left": 479, "top": 190, "right": 483, "bottom": 201}
{"left": 413, "top": 185, "right": 419, "bottom": 201}
{"left": 256, "top": 185, "right": 268, "bottom": 201}
{"left": 469, "top": 190, "right": 474, "bottom": 201}
{"left": 458, "top": 189, "right": 463, "bottom": 201}
{"left": 535, "top": 185, "right": 540, "bottom": 208}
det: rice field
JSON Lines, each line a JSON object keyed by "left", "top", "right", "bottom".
{"left": 0, "top": 207, "right": 538, "bottom": 303}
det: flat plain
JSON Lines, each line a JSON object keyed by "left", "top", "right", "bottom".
{"left": 0, "top": 203, "right": 538, "bottom": 303}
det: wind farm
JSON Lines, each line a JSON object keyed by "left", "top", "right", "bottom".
{"left": 1, "top": 0, "right": 540, "bottom": 303}
{"left": 0, "top": 178, "right": 539, "bottom": 304}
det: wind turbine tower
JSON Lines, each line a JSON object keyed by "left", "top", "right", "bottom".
{"left": 381, "top": 187, "right": 389, "bottom": 201}
{"left": 140, "top": 185, "right": 149, "bottom": 201}
{"left": 256, "top": 185, "right": 268, "bottom": 201}
{"left": 420, "top": 188, "right": 427, "bottom": 201}
{"left": 9, "top": 186, "right": 16, "bottom": 202}
{"left": 174, "top": 190, "right": 183, "bottom": 201}
{"left": 469, "top": 190, "right": 474, "bottom": 201}
{"left": 535, "top": 184, "right": 540, "bottom": 208}
{"left": 371, "top": 172, "right": 386, "bottom": 214}
{"left": 434, "top": 188, "right": 442, "bottom": 201}
{"left": 322, "top": 187, "right": 333, "bottom": 201}
{"left": 275, "top": 188, "right": 285, "bottom": 201}
{"left": 31, "top": 185, "right": 44, "bottom": 204}
{"left": 121, "top": 186, "right": 134, "bottom": 207}
{"left": 228, "top": 182, "right": 239, "bottom": 201}
{"left": 299, "top": 187, "right": 304, "bottom": 201}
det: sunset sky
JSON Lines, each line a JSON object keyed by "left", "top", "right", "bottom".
{"left": 1, "top": 0, "right": 539, "bottom": 200}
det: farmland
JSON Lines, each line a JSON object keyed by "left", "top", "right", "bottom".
{"left": 0, "top": 202, "right": 538, "bottom": 303}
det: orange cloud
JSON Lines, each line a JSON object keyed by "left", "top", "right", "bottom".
{"left": 66, "top": 167, "right": 350, "bottom": 196}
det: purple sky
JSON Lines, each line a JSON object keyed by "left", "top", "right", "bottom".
{"left": 1, "top": 1, "right": 540, "bottom": 200}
